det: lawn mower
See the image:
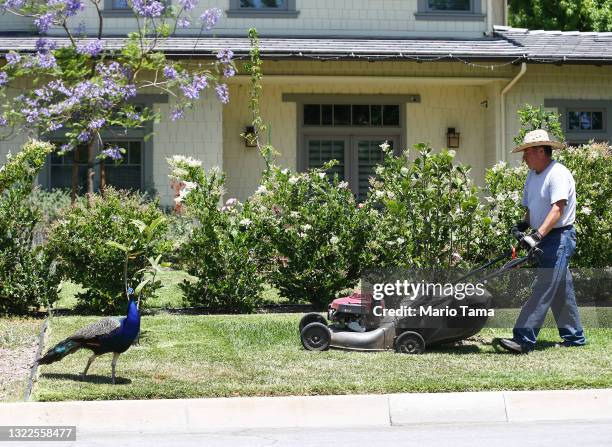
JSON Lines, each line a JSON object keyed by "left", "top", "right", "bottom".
{"left": 299, "top": 228, "right": 537, "bottom": 354}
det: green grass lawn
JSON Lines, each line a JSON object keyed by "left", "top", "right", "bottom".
{"left": 33, "top": 311, "right": 612, "bottom": 402}
{"left": 0, "top": 318, "right": 42, "bottom": 402}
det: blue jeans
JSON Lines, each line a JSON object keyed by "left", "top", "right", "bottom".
{"left": 513, "top": 226, "right": 586, "bottom": 350}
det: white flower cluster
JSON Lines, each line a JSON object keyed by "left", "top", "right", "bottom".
{"left": 221, "top": 197, "right": 241, "bottom": 212}
{"left": 169, "top": 155, "right": 202, "bottom": 168}
{"left": 167, "top": 155, "right": 203, "bottom": 181}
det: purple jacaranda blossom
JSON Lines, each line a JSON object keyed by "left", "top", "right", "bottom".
{"left": 25, "top": 110, "right": 39, "bottom": 123}
{"left": 223, "top": 66, "right": 236, "bottom": 78}
{"left": 0, "top": 116, "right": 7, "bottom": 127}
{"left": 35, "top": 52, "right": 57, "bottom": 69}
{"left": 163, "top": 65, "right": 178, "bottom": 80}
{"left": 59, "top": 143, "right": 73, "bottom": 153}
{"left": 0, "top": 72, "right": 8, "bottom": 87}
{"left": 3, "top": 0, "right": 25, "bottom": 9}
{"left": 177, "top": 17, "right": 191, "bottom": 27}
{"left": 178, "top": 0, "right": 197, "bottom": 11}
{"left": 63, "top": 0, "right": 84, "bottom": 16}
{"left": 216, "top": 49, "right": 233, "bottom": 64}
{"left": 88, "top": 118, "right": 106, "bottom": 130}
{"left": 5, "top": 52, "right": 20, "bottom": 65}
{"left": 34, "top": 12, "right": 56, "bottom": 33}
{"left": 77, "top": 130, "right": 91, "bottom": 142}
{"left": 77, "top": 39, "right": 104, "bottom": 57}
{"left": 215, "top": 84, "right": 229, "bottom": 104}
{"left": 200, "top": 8, "right": 221, "bottom": 30}
{"left": 180, "top": 75, "right": 207, "bottom": 100}
{"left": 121, "top": 84, "right": 137, "bottom": 99}
{"left": 132, "top": 0, "right": 164, "bottom": 17}
{"left": 48, "top": 122, "right": 63, "bottom": 131}
{"left": 35, "top": 38, "right": 58, "bottom": 53}
{"left": 171, "top": 108, "right": 184, "bottom": 121}
{"left": 126, "top": 111, "right": 140, "bottom": 120}
{"left": 101, "top": 146, "right": 123, "bottom": 161}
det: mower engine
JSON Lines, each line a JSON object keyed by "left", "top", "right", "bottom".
{"left": 328, "top": 292, "right": 382, "bottom": 332}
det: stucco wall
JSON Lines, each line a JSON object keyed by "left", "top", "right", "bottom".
{"left": 39, "top": 0, "right": 490, "bottom": 39}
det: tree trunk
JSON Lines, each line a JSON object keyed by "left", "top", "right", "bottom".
{"left": 100, "top": 159, "right": 106, "bottom": 196}
{"left": 71, "top": 147, "right": 78, "bottom": 207}
{"left": 87, "top": 139, "right": 95, "bottom": 207}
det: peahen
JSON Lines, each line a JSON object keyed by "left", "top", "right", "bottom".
{"left": 37, "top": 290, "right": 140, "bottom": 385}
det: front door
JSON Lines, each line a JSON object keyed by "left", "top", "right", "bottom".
{"left": 304, "top": 135, "right": 398, "bottom": 200}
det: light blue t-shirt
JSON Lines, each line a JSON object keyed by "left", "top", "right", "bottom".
{"left": 521, "top": 160, "right": 576, "bottom": 230}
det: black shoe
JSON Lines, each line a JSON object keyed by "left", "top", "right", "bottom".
{"left": 495, "top": 338, "right": 529, "bottom": 354}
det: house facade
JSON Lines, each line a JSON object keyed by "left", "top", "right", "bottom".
{"left": 1, "top": 0, "right": 612, "bottom": 206}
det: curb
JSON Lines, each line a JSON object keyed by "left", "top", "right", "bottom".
{"left": 0, "top": 389, "right": 610, "bottom": 433}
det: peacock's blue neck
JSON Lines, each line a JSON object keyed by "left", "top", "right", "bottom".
{"left": 124, "top": 298, "right": 141, "bottom": 333}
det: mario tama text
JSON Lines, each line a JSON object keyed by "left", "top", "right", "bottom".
{"left": 373, "top": 304, "right": 493, "bottom": 318}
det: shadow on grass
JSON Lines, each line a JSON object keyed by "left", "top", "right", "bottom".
{"left": 430, "top": 344, "right": 483, "bottom": 354}
{"left": 41, "top": 373, "right": 131, "bottom": 385}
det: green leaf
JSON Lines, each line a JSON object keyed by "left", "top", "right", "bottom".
{"left": 106, "top": 240, "right": 130, "bottom": 252}
{"left": 131, "top": 219, "right": 147, "bottom": 233}
{"left": 135, "top": 277, "right": 151, "bottom": 296}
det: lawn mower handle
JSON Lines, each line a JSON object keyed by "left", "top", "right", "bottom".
{"left": 453, "top": 227, "right": 539, "bottom": 284}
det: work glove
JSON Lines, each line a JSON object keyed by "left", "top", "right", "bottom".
{"left": 511, "top": 221, "right": 530, "bottom": 234}
{"left": 520, "top": 231, "right": 543, "bottom": 251}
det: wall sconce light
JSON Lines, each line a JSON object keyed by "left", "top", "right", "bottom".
{"left": 243, "top": 126, "right": 257, "bottom": 148}
{"left": 447, "top": 128, "right": 460, "bottom": 149}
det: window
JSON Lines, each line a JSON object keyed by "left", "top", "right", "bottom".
{"left": 46, "top": 140, "right": 144, "bottom": 192}
{"left": 240, "top": 0, "right": 287, "bottom": 9}
{"left": 49, "top": 146, "right": 88, "bottom": 192}
{"left": 544, "top": 99, "right": 611, "bottom": 146}
{"left": 102, "top": 0, "right": 132, "bottom": 16}
{"left": 303, "top": 104, "right": 400, "bottom": 127}
{"left": 567, "top": 110, "right": 604, "bottom": 131}
{"left": 427, "top": 0, "right": 471, "bottom": 11}
{"left": 111, "top": 0, "right": 129, "bottom": 9}
{"left": 415, "top": 0, "right": 484, "bottom": 20}
{"left": 227, "top": 0, "right": 298, "bottom": 17}
{"left": 104, "top": 141, "right": 143, "bottom": 191}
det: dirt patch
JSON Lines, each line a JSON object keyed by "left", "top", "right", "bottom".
{"left": 0, "top": 320, "right": 41, "bottom": 402}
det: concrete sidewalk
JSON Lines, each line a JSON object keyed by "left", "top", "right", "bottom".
{"left": 1, "top": 389, "right": 611, "bottom": 433}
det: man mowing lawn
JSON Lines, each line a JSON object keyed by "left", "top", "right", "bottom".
{"left": 495, "top": 129, "right": 586, "bottom": 354}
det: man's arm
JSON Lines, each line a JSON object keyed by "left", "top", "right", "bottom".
{"left": 537, "top": 200, "right": 566, "bottom": 237}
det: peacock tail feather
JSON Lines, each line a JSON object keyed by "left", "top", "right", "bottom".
{"left": 37, "top": 339, "right": 82, "bottom": 365}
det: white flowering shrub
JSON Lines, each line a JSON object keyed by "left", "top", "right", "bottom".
{"left": 482, "top": 143, "right": 611, "bottom": 268}
{"left": 248, "top": 164, "right": 377, "bottom": 310}
{"left": 365, "top": 143, "right": 486, "bottom": 268}
{"left": 168, "top": 156, "right": 264, "bottom": 312}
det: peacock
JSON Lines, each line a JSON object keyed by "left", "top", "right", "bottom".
{"left": 37, "top": 289, "right": 140, "bottom": 385}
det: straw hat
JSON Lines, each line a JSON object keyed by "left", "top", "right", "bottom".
{"left": 511, "top": 129, "right": 566, "bottom": 153}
